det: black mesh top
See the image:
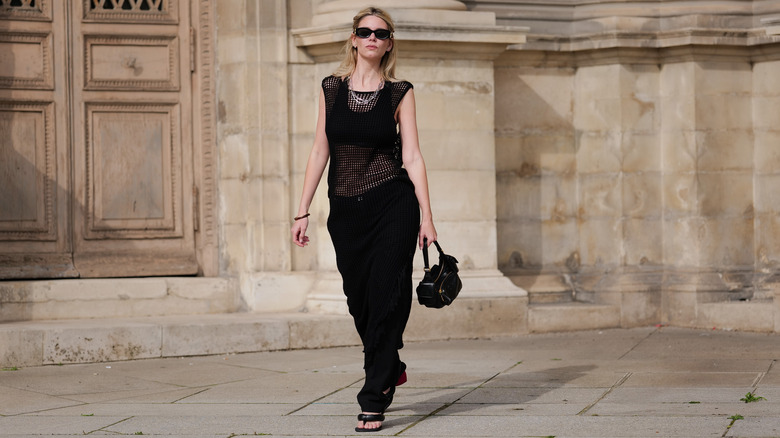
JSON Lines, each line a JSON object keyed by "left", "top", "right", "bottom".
{"left": 323, "top": 75, "right": 413, "bottom": 198}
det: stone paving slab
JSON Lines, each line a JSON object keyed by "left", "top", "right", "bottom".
{"left": 0, "top": 416, "right": 128, "bottom": 436}
{"left": 484, "top": 368, "right": 626, "bottom": 388}
{"left": 318, "top": 386, "right": 473, "bottom": 407}
{"left": 588, "top": 401, "right": 779, "bottom": 417}
{"left": 531, "top": 358, "right": 774, "bottom": 374}
{"left": 459, "top": 386, "right": 609, "bottom": 404}
{"left": 402, "top": 414, "right": 731, "bottom": 437}
{"left": 619, "top": 372, "right": 761, "bottom": 387}
{"left": 291, "top": 402, "right": 444, "bottom": 416}
{"left": 726, "top": 416, "right": 780, "bottom": 437}
{"left": 22, "top": 402, "right": 295, "bottom": 417}
{"left": 440, "top": 401, "right": 588, "bottom": 416}
{"left": 760, "top": 370, "right": 780, "bottom": 386}
{"left": 1, "top": 327, "right": 779, "bottom": 437}
{"left": 600, "top": 387, "right": 756, "bottom": 404}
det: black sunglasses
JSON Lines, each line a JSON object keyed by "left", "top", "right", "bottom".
{"left": 354, "top": 27, "right": 392, "bottom": 40}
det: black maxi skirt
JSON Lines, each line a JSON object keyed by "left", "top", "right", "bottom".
{"left": 328, "top": 178, "right": 419, "bottom": 411}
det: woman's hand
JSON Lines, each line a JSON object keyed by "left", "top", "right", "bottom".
{"left": 291, "top": 218, "right": 310, "bottom": 247}
{"left": 418, "top": 220, "right": 437, "bottom": 249}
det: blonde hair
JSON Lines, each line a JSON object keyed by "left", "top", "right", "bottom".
{"left": 332, "top": 7, "right": 397, "bottom": 82}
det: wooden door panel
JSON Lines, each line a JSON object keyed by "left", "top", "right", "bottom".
{"left": 0, "top": 0, "right": 75, "bottom": 279}
{"left": 86, "top": 103, "right": 182, "bottom": 238}
{"left": 0, "top": 0, "right": 198, "bottom": 279}
{"left": 0, "top": 103, "right": 55, "bottom": 238}
{"left": 71, "top": 0, "right": 196, "bottom": 277}
{"left": 84, "top": 34, "right": 180, "bottom": 90}
{"left": 0, "top": 32, "right": 53, "bottom": 90}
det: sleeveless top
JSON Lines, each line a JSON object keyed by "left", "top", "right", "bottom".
{"left": 322, "top": 75, "right": 413, "bottom": 198}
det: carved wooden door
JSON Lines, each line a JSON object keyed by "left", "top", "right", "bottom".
{"left": 0, "top": 0, "right": 198, "bottom": 278}
{"left": 0, "top": 0, "right": 73, "bottom": 278}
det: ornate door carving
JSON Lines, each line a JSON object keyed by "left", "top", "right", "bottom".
{"left": 0, "top": 0, "right": 199, "bottom": 278}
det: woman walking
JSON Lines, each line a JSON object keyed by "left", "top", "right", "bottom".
{"left": 290, "top": 6, "right": 436, "bottom": 433}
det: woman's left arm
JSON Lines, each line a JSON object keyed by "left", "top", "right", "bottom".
{"left": 397, "top": 88, "right": 437, "bottom": 248}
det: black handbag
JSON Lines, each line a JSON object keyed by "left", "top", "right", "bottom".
{"left": 416, "top": 239, "right": 462, "bottom": 308}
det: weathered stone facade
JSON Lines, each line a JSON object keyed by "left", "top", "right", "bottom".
{"left": 226, "top": 0, "right": 780, "bottom": 332}
{"left": 3, "top": 0, "right": 780, "bottom": 337}
{"left": 486, "top": 0, "right": 780, "bottom": 332}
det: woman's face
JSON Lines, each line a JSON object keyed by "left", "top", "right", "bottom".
{"left": 352, "top": 15, "right": 393, "bottom": 61}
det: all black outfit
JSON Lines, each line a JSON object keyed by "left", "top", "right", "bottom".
{"left": 323, "top": 75, "right": 419, "bottom": 413}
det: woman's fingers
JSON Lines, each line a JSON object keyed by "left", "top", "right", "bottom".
{"left": 291, "top": 224, "right": 310, "bottom": 247}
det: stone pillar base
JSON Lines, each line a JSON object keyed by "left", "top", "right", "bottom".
{"left": 662, "top": 270, "right": 778, "bottom": 332}
{"left": 250, "top": 272, "right": 315, "bottom": 313}
{"left": 304, "top": 269, "right": 529, "bottom": 337}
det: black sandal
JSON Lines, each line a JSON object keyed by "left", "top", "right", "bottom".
{"left": 355, "top": 413, "right": 385, "bottom": 433}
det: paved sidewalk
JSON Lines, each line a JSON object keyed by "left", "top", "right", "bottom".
{"left": 1, "top": 326, "right": 779, "bottom": 437}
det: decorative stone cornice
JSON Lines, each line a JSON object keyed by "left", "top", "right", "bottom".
{"left": 463, "top": 0, "right": 780, "bottom": 51}
{"left": 293, "top": 23, "right": 527, "bottom": 61}
{"left": 763, "top": 16, "right": 780, "bottom": 36}
{"left": 497, "top": 43, "right": 780, "bottom": 68}
{"left": 292, "top": 2, "right": 528, "bottom": 61}
{"left": 312, "top": 0, "right": 471, "bottom": 26}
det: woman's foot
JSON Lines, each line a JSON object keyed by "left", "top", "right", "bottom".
{"left": 356, "top": 363, "right": 407, "bottom": 431}
{"left": 355, "top": 413, "right": 384, "bottom": 432}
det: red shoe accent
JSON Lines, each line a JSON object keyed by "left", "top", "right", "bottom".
{"left": 396, "top": 371, "right": 407, "bottom": 387}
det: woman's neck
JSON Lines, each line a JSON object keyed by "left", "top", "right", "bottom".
{"left": 350, "top": 63, "right": 383, "bottom": 91}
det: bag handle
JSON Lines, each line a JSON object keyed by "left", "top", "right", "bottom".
{"left": 422, "top": 238, "right": 430, "bottom": 271}
{"left": 421, "top": 238, "right": 444, "bottom": 271}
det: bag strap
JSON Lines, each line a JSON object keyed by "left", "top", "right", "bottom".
{"left": 422, "top": 239, "right": 445, "bottom": 271}
{"left": 422, "top": 238, "right": 430, "bottom": 271}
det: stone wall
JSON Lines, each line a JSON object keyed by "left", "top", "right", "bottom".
{"left": 489, "top": 0, "right": 780, "bottom": 331}
{"left": 209, "top": 0, "right": 780, "bottom": 333}
{"left": 215, "top": 0, "right": 295, "bottom": 311}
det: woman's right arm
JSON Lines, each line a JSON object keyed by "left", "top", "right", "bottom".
{"left": 291, "top": 89, "right": 330, "bottom": 247}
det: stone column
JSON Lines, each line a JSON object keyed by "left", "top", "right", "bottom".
{"left": 754, "top": 52, "right": 780, "bottom": 332}
{"left": 660, "top": 49, "right": 757, "bottom": 328}
{"left": 287, "top": 0, "right": 529, "bottom": 334}
{"left": 216, "top": 0, "right": 296, "bottom": 310}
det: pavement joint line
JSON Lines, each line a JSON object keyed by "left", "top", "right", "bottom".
{"left": 172, "top": 387, "right": 211, "bottom": 403}
{"left": 576, "top": 371, "right": 632, "bottom": 416}
{"left": 284, "top": 377, "right": 365, "bottom": 416}
{"left": 616, "top": 327, "right": 659, "bottom": 360}
{"left": 0, "top": 393, "right": 87, "bottom": 417}
{"left": 722, "top": 415, "right": 740, "bottom": 438}
{"left": 747, "top": 359, "right": 775, "bottom": 390}
{"left": 95, "top": 415, "right": 134, "bottom": 434}
{"left": 393, "top": 382, "right": 491, "bottom": 436}
{"left": 751, "top": 371, "right": 764, "bottom": 389}
{"left": 395, "top": 361, "right": 522, "bottom": 435}
{"left": 752, "top": 359, "right": 776, "bottom": 390}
